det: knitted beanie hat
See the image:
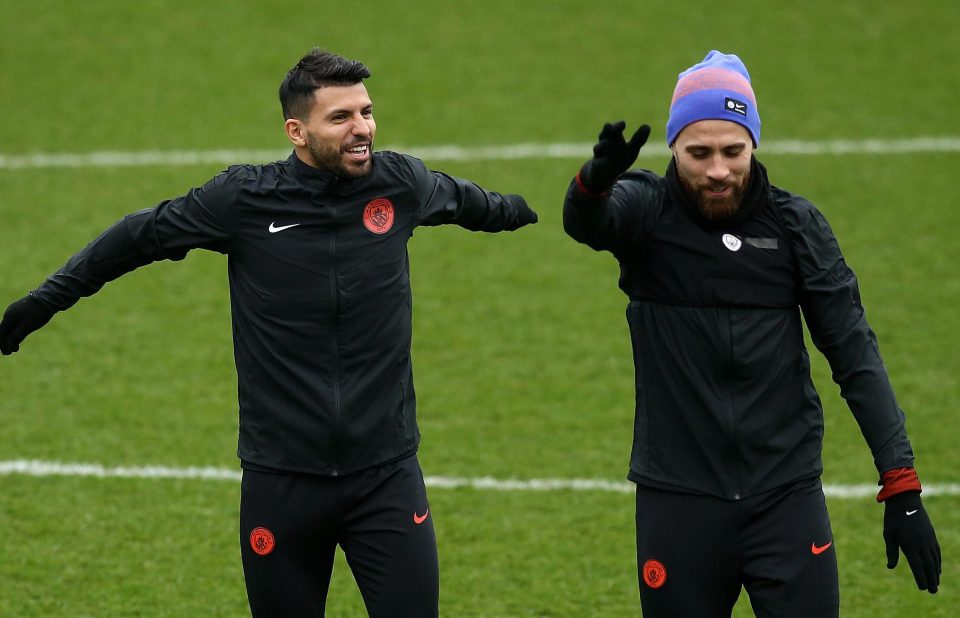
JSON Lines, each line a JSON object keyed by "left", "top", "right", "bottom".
{"left": 666, "top": 50, "right": 760, "bottom": 147}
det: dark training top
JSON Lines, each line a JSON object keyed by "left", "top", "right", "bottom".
{"left": 32, "top": 151, "right": 532, "bottom": 476}
{"left": 563, "top": 157, "right": 914, "bottom": 500}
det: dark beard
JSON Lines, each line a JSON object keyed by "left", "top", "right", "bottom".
{"left": 678, "top": 167, "right": 749, "bottom": 222}
{"left": 305, "top": 133, "right": 373, "bottom": 178}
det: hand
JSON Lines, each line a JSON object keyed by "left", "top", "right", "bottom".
{"left": 506, "top": 194, "right": 538, "bottom": 229}
{"left": 0, "top": 294, "right": 56, "bottom": 355}
{"left": 884, "top": 491, "right": 941, "bottom": 593}
{"left": 579, "top": 122, "right": 651, "bottom": 193}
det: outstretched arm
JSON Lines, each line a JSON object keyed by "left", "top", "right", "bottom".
{"left": 419, "top": 172, "right": 537, "bottom": 231}
{"left": 0, "top": 295, "right": 55, "bottom": 355}
{"left": 398, "top": 154, "right": 537, "bottom": 231}
{"left": 0, "top": 170, "right": 238, "bottom": 355}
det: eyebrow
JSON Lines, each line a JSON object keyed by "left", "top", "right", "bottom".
{"left": 324, "top": 102, "right": 373, "bottom": 119}
{"left": 683, "top": 141, "right": 748, "bottom": 152}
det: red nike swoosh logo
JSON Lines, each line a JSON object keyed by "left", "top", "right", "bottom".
{"left": 413, "top": 510, "right": 429, "bottom": 525}
{"left": 811, "top": 541, "right": 832, "bottom": 555}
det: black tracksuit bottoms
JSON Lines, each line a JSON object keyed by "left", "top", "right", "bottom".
{"left": 635, "top": 476, "right": 840, "bottom": 617}
{"left": 239, "top": 454, "right": 438, "bottom": 617}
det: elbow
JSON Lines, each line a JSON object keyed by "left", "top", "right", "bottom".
{"left": 562, "top": 205, "right": 604, "bottom": 251}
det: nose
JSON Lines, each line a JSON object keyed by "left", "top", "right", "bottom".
{"left": 351, "top": 115, "right": 372, "bottom": 138}
{"left": 705, "top": 154, "right": 729, "bottom": 182}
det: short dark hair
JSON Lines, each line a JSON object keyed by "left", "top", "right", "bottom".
{"left": 279, "top": 49, "right": 371, "bottom": 120}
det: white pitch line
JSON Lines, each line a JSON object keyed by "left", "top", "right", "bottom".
{"left": 1, "top": 137, "right": 959, "bottom": 170}
{"left": 2, "top": 460, "right": 958, "bottom": 498}
{"left": 0, "top": 459, "right": 242, "bottom": 481}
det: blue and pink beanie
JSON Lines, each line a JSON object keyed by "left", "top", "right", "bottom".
{"left": 666, "top": 50, "right": 760, "bottom": 147}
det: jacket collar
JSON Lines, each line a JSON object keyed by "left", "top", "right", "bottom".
{"left": 665, "top": 155, "right": 770, "bottom": 227}
{"left": 288, "top": 151, "right": 368, "bottom": 192}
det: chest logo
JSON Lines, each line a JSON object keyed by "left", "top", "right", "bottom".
{"left": 363, "top": 198, "right": 395, "bottom": 234}
{"left": 268, "top": 222, "right": 300, "bottom": 233}
{"left": 722, "top": 233, "right": 742, "bottom": 252}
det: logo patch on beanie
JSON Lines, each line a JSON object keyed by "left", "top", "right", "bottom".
{"left": 724, "top": 97, "right": 748, "bottom": 117}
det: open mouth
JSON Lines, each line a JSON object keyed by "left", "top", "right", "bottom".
{"left": 704, "top": 185, "right": 731, "bottom": 198}
{"left": 343, "top": 143, "right": 370, "bottom": 160}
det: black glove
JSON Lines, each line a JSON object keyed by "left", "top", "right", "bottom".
{"left": 0, "top": 294, "right": 56, "bottom": 355}
{"left": 884, "top": 491, "right": 941, "bottom": 593}
{"left": 578, "top": 122, "right": 651, "bottom": 193}
{"left": 506, "top": 194, "right": 538, "bottom": 229}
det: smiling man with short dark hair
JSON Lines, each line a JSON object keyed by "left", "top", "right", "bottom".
{"left": 0, "top": 47, "right": 537, "bottom": 617}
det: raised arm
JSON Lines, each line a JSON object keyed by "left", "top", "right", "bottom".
{"left": 563, "top": 121, "right": 653, "bottom": 254}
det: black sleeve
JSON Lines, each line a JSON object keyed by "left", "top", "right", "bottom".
{"left": 398, "top": 154, "right": 530, "bottom": 231}
{"left": 562, "top": 171, "right": 654, "bottom": 256}
{"left": 31, "top": 169, "right": 239, "bottom": 311}
{"left": 781, "top": 197, "right": 915, "bottom": 475}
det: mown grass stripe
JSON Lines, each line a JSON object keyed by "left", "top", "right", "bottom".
{"left": 2, "top": 460, "right": 958, "bottom": 498}
{"left": 1, "top": 137, "right": 959, "bottom": 170}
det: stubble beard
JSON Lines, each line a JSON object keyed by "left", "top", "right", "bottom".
{"left": 679, "top": 167, "right": 750, "bottom": 222}
{"left": 305, "top": 133, "right": 373, "bottom": 178}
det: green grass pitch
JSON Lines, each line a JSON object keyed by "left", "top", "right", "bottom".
{"left": 1, "top": 1, "right": 958, "bottom": 615}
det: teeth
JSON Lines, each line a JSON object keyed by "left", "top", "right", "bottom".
{"left": 346, "top": 145, "right": 367, "bottom": 154}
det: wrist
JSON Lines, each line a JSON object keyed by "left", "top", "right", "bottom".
{"left": 886, "top": 489, "right": 921, "bottom": 502}
{"left": 877, "top": 468, "right": 922, "bottom": 503}
{"left": 575, "top": 168, "right": 610, "bottom": 198}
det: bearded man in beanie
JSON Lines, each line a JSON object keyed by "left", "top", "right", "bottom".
{"left": 563, "top": 50, "right": 941, "bottom": 616}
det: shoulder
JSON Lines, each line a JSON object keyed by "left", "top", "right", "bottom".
{"left": 374, "top": 150, "right": 413, "bottom": 165}
{"left": 609, "top": 169, "right": 669, "bottom": 222}
{"left": 614, "top": 168, "right": 667, "bottom": 202}
{"left": 374, "top": 150, "right": 424, "bottom": 175}
{"left": 368, "top": 151, "right": 437, "bottom": 194}
{"left": 770, "top": 184, "right": 834, "bottom": 237}
{"left": 772, "top": 184, "right": 815, "bottom": 219}
{"left": 199, "top": 161, "right": 282, "bottom": 193}
{"left": 619, "top": 168, "right": 666, "bottom": 189}
{"left": 770, "top": 184, "right": 846, "bottom": 272}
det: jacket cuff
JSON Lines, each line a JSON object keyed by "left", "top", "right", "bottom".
{"left": 876, "top": 467, "right": 922, "bottom": 503}
{"left": 575, "top": 171, "right": 610, "bottom": 199}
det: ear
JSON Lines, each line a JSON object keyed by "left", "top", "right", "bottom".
{"left": 284, "top": 118, "right": 307, "bottom": 147}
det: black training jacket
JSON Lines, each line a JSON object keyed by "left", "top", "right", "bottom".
{"left": 32, "top": 151, "right": 532, "bottom": 476}
{"left": 563, "top": 157, "right": 914, "bottom": 500}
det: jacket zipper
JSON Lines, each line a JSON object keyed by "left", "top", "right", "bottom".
{"left": 726, "top": 310, "right": 742, "bottom": 500}
{"left": 329, "top": 204, "right": 341, "bottom": 476}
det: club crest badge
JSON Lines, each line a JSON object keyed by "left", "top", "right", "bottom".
{"left": 642, "top": 559, "right": 667, "bottom": 589}
{"left": 722, "top": 233, "right": 742, "bottom": 252}
{"left": 250, "top": 526, "right": 276, "bottom": 556}
{"left": 363, "top": 198, "right": 395, "bottom": 234}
